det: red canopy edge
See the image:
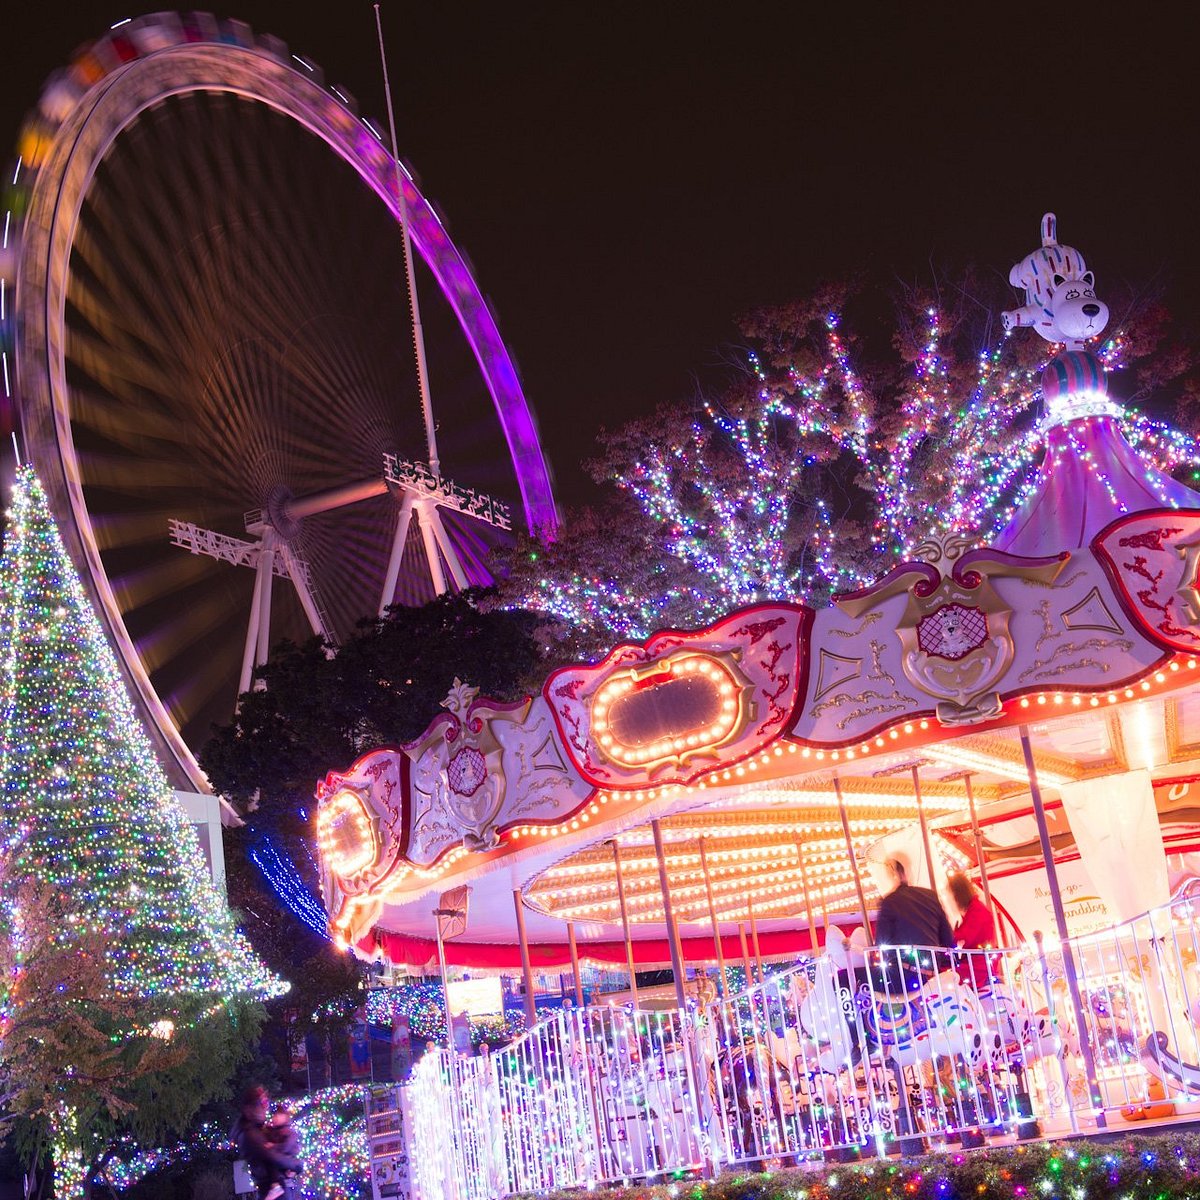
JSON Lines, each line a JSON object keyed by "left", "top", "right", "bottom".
{"left": 361, "top": 926, "right": 849, "bottom": 971}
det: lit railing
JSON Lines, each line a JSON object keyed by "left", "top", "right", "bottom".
{"left": 404, "top": 895, "right": 1200, "bottom": 1195}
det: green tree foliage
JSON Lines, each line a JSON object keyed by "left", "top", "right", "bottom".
{"left": 200, "top": 590, "right": 548, "bottom": 832}
{"left": 199, "top": 590, "right": 549, "bottom": 1084}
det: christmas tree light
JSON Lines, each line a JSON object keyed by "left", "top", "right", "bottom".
{"left": 508, "top": 304, "right": 1200, "bottom": 643}
{"left": 0, "top": 467, "right": 283, "bottom": 1012}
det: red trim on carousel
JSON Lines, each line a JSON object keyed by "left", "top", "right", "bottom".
{"left": 1092, "top": 507, "right": 1200, "bottom": 654}
{"left": 363, "top": 924, "right": 853, "bottom": 972}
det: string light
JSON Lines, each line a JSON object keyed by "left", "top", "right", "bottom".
{"left": 509, "top": 311, "right": 1200, "bottom": 642}
{"left": 0, "top": 467, "right": 283, "bottom": 1008}
{"left": 249, "top": 834, "right": 330, "bottom": 939}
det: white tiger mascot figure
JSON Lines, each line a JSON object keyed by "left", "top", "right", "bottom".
{"left": 1001, "top": 213, "right": 1109, "bottom": 349}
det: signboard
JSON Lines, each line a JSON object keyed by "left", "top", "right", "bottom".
{"left": 390, "top": 1013, "right": 412, "bottom": 1080}
{"left": 988, "top": 856, "right": 1117, "bottom": 940}
{"left": 446, "top": 976, "right": 503, "bottom": 1018}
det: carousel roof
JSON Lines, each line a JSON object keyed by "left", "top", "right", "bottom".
{"left": 997, "top": 414, "right": 1200, "bottom": 557}
{"left": 315, "top": 220, "right": 1200, "bottom": 972}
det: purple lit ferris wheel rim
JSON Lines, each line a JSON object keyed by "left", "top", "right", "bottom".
{"left": 4, "top": 13, "right": 558, "bottom": 789}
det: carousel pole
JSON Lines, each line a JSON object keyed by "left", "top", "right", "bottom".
{"left": 567, "top": 922, "right": 585, "bottom": 1007}
{"left": 911, "top": 763, "right": 938, "bottom": 889}
{"left": 795, "top": 838, "right": 820, "bottom": 953}
{"left": 512, "top": 890, "right": 537, "bottom": 1030}
{"left": 737, "top": 923, "right": 756, "bottom": 986}
{"left": 434, "top": 908, "right": 455, "bottom": 1050}
{"left": 833, "top": 775, "right": 873, "bottom": 934}
{"left": 747, "top": 894, "right": 765, "bottom": 980}
{"left": 611, "top": 840, "right": 639, "bottom": 1008}
{"left": 963, "top": 774, "right": 1000, "bottom": 942}
{"left": 1019, "top": 725, "right": 1106, "bottom": 1128}
{"left": 651, "top": 819, "right": 689, "bottom": 1010}
{"left": 699, "top": 838, "right": 729, "bottom": 997}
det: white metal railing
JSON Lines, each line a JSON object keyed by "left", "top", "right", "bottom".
{"left": 404, "top": 895, "right": 1200, "bottom": 1196}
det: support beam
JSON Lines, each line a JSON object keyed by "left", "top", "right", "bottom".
{"left": 1019, "top": 725, "right": 1105, "bottom": 1128}
{"left": 279, "top": 477, "right": 388, "bottom": 521}
{"left": 378, "top": 493, "right": 416, "bottom": 617}
{"left": 834, "top": 774, "right": 873, "bottom": 935}
{"left": 699, "top": 838, "right": 729, "bottom": 997}
{"left": 513, "top": 889, "right": 537, "bottom": 1030}
{"left": 238, "top": 550, "right": 268, "bottom": 698}
{"left": 612, "top": 841, "right": 639, "bottom": 1008}
{"left": 415, "top": 502, "right": 449, "bottom": 595}
{"left": 254, "top": 535, "right": 276, "bottom": 676}
{"left": 278, "top": 542, "right": 335, "bottom": 643}
{"left": 426, "top": 503, "right": 470, "bottom": 590}
{"left": 651, "top": 819, "right": 688, "bottom": 1011}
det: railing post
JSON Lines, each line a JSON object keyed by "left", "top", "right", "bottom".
{"left": 1020, "top": 726, "right": 1105, "bottom": 1129}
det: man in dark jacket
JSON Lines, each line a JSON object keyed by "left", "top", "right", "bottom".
{"left": 873, "top": 858, "right": 955, "bottom": 994}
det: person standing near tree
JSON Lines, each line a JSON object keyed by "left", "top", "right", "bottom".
{"left": 232, "top": 1086, "right": 301, "bottom": 1200}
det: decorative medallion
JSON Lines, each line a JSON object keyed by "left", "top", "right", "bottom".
{"left": 404, "top": 685, "right": 593, "bottom": 863}
{"left": 446, "top": 745, "right": 487, "bottom": 797}
{"left": 837, "top": 537, "right": 1067, "bottom": 726}
{"left": 916, "top": 603, "right": 988, "bottom": 661}
{"left": 406, "top": 679, "right": 513, "bottom": 855}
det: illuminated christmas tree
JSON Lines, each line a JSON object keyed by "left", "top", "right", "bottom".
{"left": 0, "top": 466, "right": 282, "bottom": 1013}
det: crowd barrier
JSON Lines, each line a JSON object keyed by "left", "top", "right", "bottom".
{"left": 403, "top": 895, "right": 1200, "bottom": 1197}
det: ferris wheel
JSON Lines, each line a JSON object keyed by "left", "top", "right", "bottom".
{"left": 1, "top": 12, "right": 558, "bottom": 791}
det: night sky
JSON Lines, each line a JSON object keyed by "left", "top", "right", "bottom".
{"left": 3, "top": 3, "right": 1198, "bottom": 510}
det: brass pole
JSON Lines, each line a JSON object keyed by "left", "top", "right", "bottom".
{"left": 567, "top": 921, "right": 585, "bottom": 1006}
{"left": 738, "top": 922, "right": 755, "bottom": 985}
{"left": 612, "top": 840, "right": 639, "bottom": 1008}
{"left": 1019, "top": 725, "right": 1106, "bottom": 1128}
{"left": 964, "top": 774, "right": 999, "bottom": 942}
{"left": 833, "top": 774, "right": 873, "bottom": 935}
{"left": 795, "top": 838, "right": 820, "bottom": 953}
{"left": 747, "top": 894, "right": 765, "bottom": 979}
{"left": 651, "top": 819, "right": 689, "bottom": 1010}
{"left": 513, "top": 890, "right": 537, "bottom": 1029}
{"left": 699, "top": 838, "right": 729, "bottom": 997}
{"left": 911, "top": 763, "right": 938, "bottom": 890}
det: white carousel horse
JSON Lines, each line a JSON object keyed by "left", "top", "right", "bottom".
{"left": 799, "top": 931, "right": 998, "bottom": 1073}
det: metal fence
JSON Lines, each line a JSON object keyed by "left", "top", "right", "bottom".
{"left": 403, "top": 895, "right": 1200, "bottom": 1197}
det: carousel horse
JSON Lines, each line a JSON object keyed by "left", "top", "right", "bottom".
{"left": 803, "top": 932, "right": 998, "bottom": 1073}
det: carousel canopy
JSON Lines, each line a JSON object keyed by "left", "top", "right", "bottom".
{"left": 315, "top": 215, "right": 1200, "bottom": 972}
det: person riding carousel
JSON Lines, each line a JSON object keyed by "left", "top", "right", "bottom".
{"left": 946, "top": 871, "right": 999, "bottom": 989}
{"left": 872, "top": 855, "right": 955, "bottom": 994}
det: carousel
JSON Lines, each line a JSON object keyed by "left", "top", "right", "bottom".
{"left": 317, "top": 216, "right": 1200, "bottom": 1198}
